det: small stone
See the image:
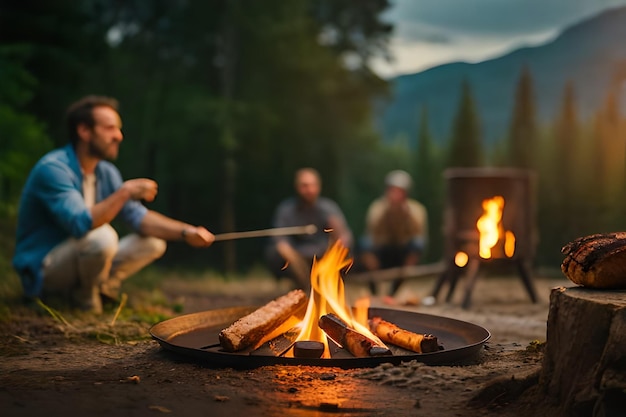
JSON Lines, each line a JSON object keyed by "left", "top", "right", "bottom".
{"left": 126, "top": 375, "right": 141, "bottom": 384}
{"left": 214, "top": 395, "right": 230, "bottom": 402}
{"left": 421, "top": 296, "right": 436, "bottom": 306}
{"left": 319, "top": 402, "right": 339, "bottom": 411}
{"left": 148, "top": 405, "right": 171, "bottom": 413}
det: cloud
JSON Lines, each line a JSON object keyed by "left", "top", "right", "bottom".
{"left": 372, "top": 29, "right": 558, "bottom": 78}
{"left": 372, "top": 0, "right": 626, "bottom": 77}
{"left": 385, "top": 0, "right": 626, "bottom": 39}
{"left": 397, "top": 21, "right": 452, "bottom": 44}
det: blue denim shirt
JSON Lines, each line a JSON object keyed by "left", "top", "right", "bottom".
{"left": 13, "top": 144, "right": 147, "bottom": 297}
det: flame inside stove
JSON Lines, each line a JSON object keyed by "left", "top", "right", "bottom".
{"left": 291, "top": 241, "right": 382, "bottom": 358}
{"left": 455, "top": 195, "right": 516, "bottom": 267}
{"left": 477, "top": 196, "right": 505, "bottom": 258}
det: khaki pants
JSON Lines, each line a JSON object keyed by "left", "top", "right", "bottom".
{"left": 41, "top": 224, "right": 166, "bottom": 313}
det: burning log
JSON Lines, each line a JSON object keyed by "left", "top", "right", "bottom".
{"left": 369, "top": 317, "right": 442, "bottom": 353}
{"left": 219, "top": 290, "right": 307, "bottom": 352}
{"left": 561, "top": 232, "right": 626, "bottom": 289}
{"left": 318, "top": 313, "right": 391, "bottom": 357}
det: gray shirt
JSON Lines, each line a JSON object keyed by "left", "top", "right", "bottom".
{"left": 270, "top": 197, "right": 352, "bottom": 259}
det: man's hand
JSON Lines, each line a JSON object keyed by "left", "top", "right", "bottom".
{"left": 123, "top": 178, "right": 158, "bottom": 202}
{"left": 91, "top": 178, "right": 157, "bottom": 228}
{"left": 182, "top": 226, "right": 215, "bottom": 248}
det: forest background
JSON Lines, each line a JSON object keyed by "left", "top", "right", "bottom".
{"left": 2, "top": 0, "right": 625, "bottom": 287}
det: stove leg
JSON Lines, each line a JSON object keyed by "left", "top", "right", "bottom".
{"left": 430, "top": 262, "right": 454, "bottom": 300}
{"left": 461, "top": 258, "right": 481, "bottom": 309}
{"left": 445, "top": 269, "right": 461, "bottom": 302}
{"left": 430, "top": 263, "right": 463, "bottom": 303}
{"left": 516, "top": 259, "right": 538, "bottom": 303}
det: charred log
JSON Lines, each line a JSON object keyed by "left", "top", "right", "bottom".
{"left": 318, "top": 313, "right": 391, "bottom": 357}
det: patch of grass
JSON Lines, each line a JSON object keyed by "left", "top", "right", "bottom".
{"left": 1, "top": 260, "right": 281, "bottom": 347}
{"left": 34, "top": 297, "right": 158, "bottom": 344}
{"left": 526, "top": 340, "right": 546, "bottom": 353}
{"left": 0, "top": 271, "right": 26, "bottom": 324}
{"left": 0, "top": 269, "right": 22, "bottom": 302}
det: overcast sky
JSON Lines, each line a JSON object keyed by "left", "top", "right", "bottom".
{"left": 371, "top": 0, "right": 626, "bottom": 78}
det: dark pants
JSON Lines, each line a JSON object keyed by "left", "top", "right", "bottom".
{"left": 264, "top": 244, "right": 313, "bottom": 291}
{"left": 364, "top": 244, "right": 421, "bottom": 296}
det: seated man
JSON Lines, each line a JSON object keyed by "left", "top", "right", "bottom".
{"left": 13, "top": 95, "right": 215, "bottom": 314}
{"left": 265, "top": 168, "right": 353, "bottom": 290}
{"left": 360, "top": 170, "right": 428, "bottom": 297}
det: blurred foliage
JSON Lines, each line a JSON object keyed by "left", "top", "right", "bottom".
{"left": 0, "top": 44, "right": 53, "bottom": 217}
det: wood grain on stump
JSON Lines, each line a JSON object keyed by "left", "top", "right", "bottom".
{"left": 540, "top": 286, "right": 626, "bottom": 417}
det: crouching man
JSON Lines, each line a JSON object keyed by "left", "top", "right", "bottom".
{"left": 360, "top": 170, "right": 428, "bottom": 298}
{"left": 13, "top": 95, "right": 215, "bottom": 313}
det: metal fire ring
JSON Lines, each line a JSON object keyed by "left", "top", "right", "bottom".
{"left": 150, "top": 306, "right": 490, "bottom": 369}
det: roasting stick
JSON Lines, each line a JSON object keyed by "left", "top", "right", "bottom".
{"left": 213, "top": 224, "right": 317, "bottom": 242}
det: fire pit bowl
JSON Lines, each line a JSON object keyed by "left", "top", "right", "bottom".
{"left": 150, "top": 306, "right": 490, "bottom": 369}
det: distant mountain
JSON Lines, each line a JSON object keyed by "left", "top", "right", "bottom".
{"left": 376, "top": 6, "right": 626, "bottom": 147}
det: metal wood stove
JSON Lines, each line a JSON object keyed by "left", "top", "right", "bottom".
{"left": 430, "top": 167, "right": 538, "bottom": 308}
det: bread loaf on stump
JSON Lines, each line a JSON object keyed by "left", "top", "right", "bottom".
{"left": 561, "top": 232, "right": 626, "bottom": 288}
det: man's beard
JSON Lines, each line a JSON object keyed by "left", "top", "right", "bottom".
{"left": 299, "top": 194, "right": 318, "bottom": 206}
{"left": 88, "top": 140, "right": 118, "bottom": 161}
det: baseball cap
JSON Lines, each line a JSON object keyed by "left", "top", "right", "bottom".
{"left": 385, "top": 170, "right": 412, "bottom": 190}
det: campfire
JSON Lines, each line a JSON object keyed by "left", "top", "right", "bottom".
{"left": 219, "top": 241, "right": 442, "bottom": 360}
{"left": 432, "top": 167, "right": 538, "bottom": 309}
{"left": 150, "top": 240, "right": 491, "bottom": 368}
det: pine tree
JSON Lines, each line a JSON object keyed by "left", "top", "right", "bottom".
{"left": 601, "top": 92, "right": 625, "bottom": 195}
{"left": 508, "top": 66, "right": 537, "bottom": 169}
{"left": 555, "top": 82, "right": 579, "bottom": 185}
{"left": 597, "top": 91, "right": 626, "bottom": 230}
{"left": 414, "top": 106, "right": 436, "bottom": 203}
{"left": 413, "top": 106, "right": 442, "bottom": 261}
{"left": 553, "top": 81, "right": 580, "bottom": 238}
{"left": 448, "top": 79, "right": 483, "bottom": 167}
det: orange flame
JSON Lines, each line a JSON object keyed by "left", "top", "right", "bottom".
{"left": 477, "top": 196, "right": 505, "bottom": 258}
{"left": 291, "top": 241, "right": 381, "bottom": 358}
{"left": 455, "top": 196, "right": 516, "bottom": 266}
{"left": 477, "top": 196, "right": 515, "bottom": 259}
{"left": 504, "top": 231, "right": 516, "bottom": 257}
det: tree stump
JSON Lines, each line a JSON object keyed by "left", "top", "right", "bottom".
{"left": 539, "top": 286, "right": 626, "bottom": 416}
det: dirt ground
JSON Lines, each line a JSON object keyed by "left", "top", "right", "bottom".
{"left": 0, "top": 271, "right": 572, "bottom": 417}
